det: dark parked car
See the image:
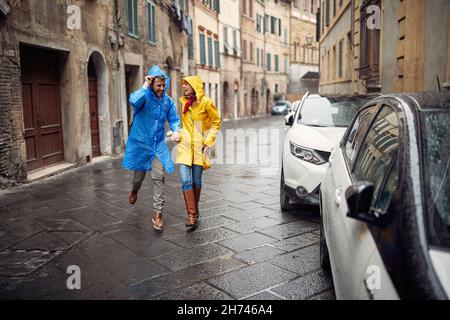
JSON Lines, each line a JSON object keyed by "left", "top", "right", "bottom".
{"left": 320, "top": 91, "right": 450, "bottom": 299}
{"left": 271, "top": 101, "right": 292, "bottom": 115}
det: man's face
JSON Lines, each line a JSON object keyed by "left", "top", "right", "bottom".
{"left": 152, "top": 77, "right": 166, "bottom": 98}
{"left": 182, "top": 81, "right": 194, "bottom": 98}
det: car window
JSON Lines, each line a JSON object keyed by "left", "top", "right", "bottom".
{"left": 373, "top": 152, "right": 399, "bottom": 215}
{"left": 298, "top": 96, "right": 372, "bottom": 127}
{"left": 353, "top": 106, "right": 400, "bottom": 209}
{"left": 344, "top": 105, "right": 378, "bottom": 167}
{"left": 422, "top": 110, "right": 450, "bottom": 249}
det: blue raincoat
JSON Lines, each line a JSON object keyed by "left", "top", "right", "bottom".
{"left": 122, "top": 65, "right": 181, "bottom": 174}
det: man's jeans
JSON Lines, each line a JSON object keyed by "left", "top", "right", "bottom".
{"left": 131, "top": 157, "right": 165, "bottom": 214}
{"left": 179, "top": 164, "right": 203, "bottom": 191}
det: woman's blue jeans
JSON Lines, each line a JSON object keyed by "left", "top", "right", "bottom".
{"left": 179, "top": 164, "right": 203, "bottom": 191}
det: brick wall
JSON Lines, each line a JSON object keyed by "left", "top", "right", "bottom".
{"left": 0, "top": 33, "right": 26, "bottom": 189}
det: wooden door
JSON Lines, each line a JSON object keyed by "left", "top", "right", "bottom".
{"left": 21, "top": 46, "right": 64, "bottom": 171}
{"left": 88, "top": 76, "right": 101, "bottom": 157}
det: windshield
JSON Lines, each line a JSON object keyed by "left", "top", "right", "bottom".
{"left": 422, "top": 111, "right": 450, "bottom": 249}
{"left": 298, "top": 96, "right": 371, "bottom": 127}
{"left": 275, "top": 101, "right": 289, "bottom": 106}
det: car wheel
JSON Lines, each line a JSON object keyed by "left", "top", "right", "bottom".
{"left": 320, "top": 218, "right": 331, "bottom": 271}
{"left": 280, "top": 168, "right": 297, "bottom": 212}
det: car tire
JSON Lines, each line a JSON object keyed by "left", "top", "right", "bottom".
{"left": 320, "top": 218, "right": 331, "bottom": 271}
{"left": 280, "top": 168, "right": 297, "bottom": 212}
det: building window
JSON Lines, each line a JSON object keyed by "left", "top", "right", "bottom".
{"left": 333, "top": 0, "right": 336, "bottom": 17}
{"left": 188, "top": 35, "right": 194, "bottom": 59}
{"left": 243, "top": 0, "right": 247, "bottom": 15}
{"left": 261, "top": 49, "right": 264, "bottom": 66}
{"left": 267, "top": 53, "right": 271, "bottom": 71}
{"left": 223, "top": 26, "right": 229, "bottom": 53}
{"left": 303, "top": 0, "right": 307, "bottom": 13}
{"left": 285, "top": 57, "right": 289, "bottom": 74}
{"left": 284, "top": 29, "right": 288, "bottom": 44}
{"left": 249, "top": 42, "right": 253, "bottom": 62}
{"left": 311, "top": 0, "right": 315, "bottom": 14}
{"left": 199, "top": 33, "right": 206, "bottom": 64}
{"left": 208, "top": 36, "right": 213, "bottom": 67}
{"left": 256, "top": 14, "right": 262, "bottom": 32}
{"left": 359, "top": 0, "right": 381, "bottom": 89}
{"left": 147, "top": 1, "right": 156, "bottom": 44}
{"left": 275, "top": 54, "right": 279, "bottom": 72}
{"left": 294, "top": 0, "right": 298, "bottom": 8}
{"left": 338, "top": 39, "right": 343, "bottom": 78}
{"left": 249, "top": 0, "right": 253, "bottom": 17}
{"left": 214, "top": 39, "right": 220, "bottom": 67}
{"left": 325, "top": 0, "right": 330, "bottom": 26}
{"left": 127, "top": 0, "right": 139, "bottom": 37}
{"left": 233, "top": 30, "right": 239, "bottom": 55}
{"left": 242, "top": 39, "right": 247, "bottom": 60}
{"left": 275, "top": 84, "right": 279, "bottom": 93}
{"left": 257, "top": 48, "right": 260, "bottom": 66}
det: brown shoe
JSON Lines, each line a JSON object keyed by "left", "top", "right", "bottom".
{"left": 183, "top": 189, "right": 198, "bottom": 228}
{"left": 128, "top": 191, "right": 137, "bottom": 205}
{"left": 152, "top": 212, "right": 164, "bottom": 230}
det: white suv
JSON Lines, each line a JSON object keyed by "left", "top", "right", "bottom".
{"left": 280, "top": 94, "right": 376, "bottom": 211}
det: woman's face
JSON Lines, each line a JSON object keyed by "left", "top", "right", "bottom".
{"left": 183, "top": 81, "right": 194, "bottom": 98}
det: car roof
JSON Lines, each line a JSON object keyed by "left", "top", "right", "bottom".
{"left": 382, "top": 91, "right": 450, "bottom": 112}
{"left": 306, "top": 93, "right": 381, "bottom": 100}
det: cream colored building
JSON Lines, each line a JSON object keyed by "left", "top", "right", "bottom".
{"left": 319, "top": 0, "right": 450, "bottom": 94}
{"left": 289, "top": 0, "right": 320, "bottom": 98}
{"left": 219, "top": 0, "right": 242, "bottom": 119}
{"left": 192, "top": 0, "right": 221, "bottom": 112}
{"left": 263, "top": 0, "right": 291, "bottom": 107}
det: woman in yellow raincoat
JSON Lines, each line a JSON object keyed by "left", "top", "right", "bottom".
{"left": 176, "top": 75, "right": 221, "bottom": 228}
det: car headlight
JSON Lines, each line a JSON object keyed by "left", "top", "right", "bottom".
{"left": 290, "top": 141, "right": 327, "bottom": 165}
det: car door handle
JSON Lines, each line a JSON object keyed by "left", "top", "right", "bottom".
{"left": 335, "top": 188, "right": 342, "bottom": 206}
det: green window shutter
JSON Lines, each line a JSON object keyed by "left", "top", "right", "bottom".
{"left": 214, "top": 0, "right": 220, "bottom": 13}
{"left": 148, "top": 2, "right": 156, "bottom": 43}
{"left": 208, "top": 37, "right": 213, "bottom": 66}
{"left": 267, "top": 53, "right": 271, "bottom": 71}
{"left": 214, "top": 40, "right": 220, "bottom": 67}
{"left": 200, "top": 33, "right": 206, "bottom": 64}
{"left": 275, "top": 55, "right": 279, "bottom": 72}
{"left": 133, "top": 0, "right": 138, "bottom": 35}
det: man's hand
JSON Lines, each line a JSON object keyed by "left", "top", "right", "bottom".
{"left": 171, "top": 131, "right": 181, "bottom": 143}
{"left": 143, "top": 76, "right": 154, "bottom": 89}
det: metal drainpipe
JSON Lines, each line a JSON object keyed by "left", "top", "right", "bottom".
{"left": 113, "top": 0, "right": 123, "bottom": 153}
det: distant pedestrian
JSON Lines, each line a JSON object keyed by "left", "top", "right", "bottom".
{"left": 176, "top": 76, "right": 221, "bottom": 228}
{"left": 122, "top": 65, "right": 181, "bottom": 231}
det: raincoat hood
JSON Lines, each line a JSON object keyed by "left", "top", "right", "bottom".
{"left": 181, "top": 75, "right": 205, "bottom": 101}
{"left": 147, "top": 64, "right": 171, "bottom": 98}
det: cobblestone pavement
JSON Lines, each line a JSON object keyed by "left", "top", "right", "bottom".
{"left": 0, "top": 116, "right": 335, "bottom": 300}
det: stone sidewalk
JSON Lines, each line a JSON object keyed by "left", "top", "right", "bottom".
{"left": 0, "top": 116, "right": 335, "bottom": 300}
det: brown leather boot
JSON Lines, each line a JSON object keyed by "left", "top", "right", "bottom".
{"left": 183, "top": 189, "right": 198, "bottom": 228}
{"left": 152, "top": 212, "right": 164, "bottom": 231}
{"left": 193, "top": 186, "right": 201, "bottom": 218}
{"left": 128, "top": 191, "right": 137, "bottom": 205}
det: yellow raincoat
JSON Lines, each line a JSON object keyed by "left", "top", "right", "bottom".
{"left": 176, "top": 76, "right": 221, "bottom": 170}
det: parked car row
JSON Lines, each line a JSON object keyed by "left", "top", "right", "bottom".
{"left": 280, "top": 91, "right": 450, "bottom": 300}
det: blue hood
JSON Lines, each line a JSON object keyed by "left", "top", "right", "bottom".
{"left": 147, "top": 65, "right": 171, "bottom": 98}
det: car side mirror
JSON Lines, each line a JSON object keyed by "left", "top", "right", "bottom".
{"left": 285, "top": 114, "right": 294, "bottom": 126}
{"left": 345, "top": 182, "right": 379, "bottom": 225}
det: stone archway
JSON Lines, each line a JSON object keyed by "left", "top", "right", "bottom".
{"left": 86, "top": 50, "right": 111, "bottom": 156}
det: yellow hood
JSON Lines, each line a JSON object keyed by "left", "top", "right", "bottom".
{"left": 181, "top": 75, "right": 205, "bottom": 101}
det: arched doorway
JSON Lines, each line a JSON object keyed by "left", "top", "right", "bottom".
{"left": 266, "top": 89, "right": 271, "bottom": 114}
{"left": 222, "top": 81, "right": 229, "bottom": 119}
{"left": 87, "top": 51, "right": 111, "bottom": 157}
{"left": 251, "top": 88, "right": 257, "bottom": 116}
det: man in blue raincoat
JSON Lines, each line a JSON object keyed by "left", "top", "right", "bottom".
{"left": 122, "top": 65, "right": 181, "bottom": 231}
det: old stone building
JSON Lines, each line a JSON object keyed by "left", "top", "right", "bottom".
{"left": 288, "top": 0, "right": 320, "bottom": 98}
{"left": 218, "top": 0, "right": 241, "bottom": 120}
{"left": 318, "top": 0, "right": 450, "bottom": 95}
{"left": 0, "top": 0, "right": 191, "bottom": 188}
